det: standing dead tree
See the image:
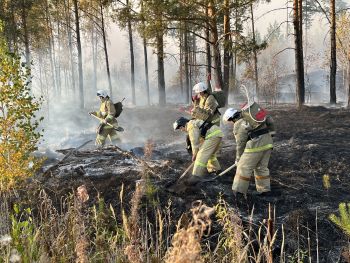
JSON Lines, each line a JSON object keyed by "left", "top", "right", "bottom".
{"left": 293, "top": 0, "right": 305, "bottom": 108}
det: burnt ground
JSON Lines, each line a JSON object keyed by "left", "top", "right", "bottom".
{"left": 23, "top": 105, "right": 350, "bottom": 262}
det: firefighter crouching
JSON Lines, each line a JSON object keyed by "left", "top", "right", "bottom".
{"left": 223, "top": 108, "right": 274, "bottom": 196}
{"left": 89, "top": 90, "right": 119, "bottom": 147}
{"left": 191, "top": 82, "right": 221, "bottom": 126}
{"left": 173, "top": 117, "right": 224, "bottom": 185}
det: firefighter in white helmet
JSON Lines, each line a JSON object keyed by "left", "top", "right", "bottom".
{"left": 173, "top": 116, "right": 223, "bottom": 185}
{"left": 223, "top": 108, "right": 274, "bottom": 196}
{"left": 191, "top": 81, "right": 221, "bottom": 126}
{"left": 89, "top": 90, "right": 119, "bottom": 147}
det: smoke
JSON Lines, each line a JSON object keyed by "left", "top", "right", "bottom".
{"left": 31, "top": 3, "right": 350, "bottom": 155}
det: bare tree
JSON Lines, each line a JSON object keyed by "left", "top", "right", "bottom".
{"left": 330, "top": 0, "right": 337, "bottom": 104}
{"left": 223, "top": 0, "right": 231, "bottom": 104}
{"left": 250, "top": 1, "right": 259, "bottom": 98}
{"left": 293, "top": 0, "right": 305, "bottom": 108}
{"left": 73, "top": 0, "right": 84, "bottom": 109}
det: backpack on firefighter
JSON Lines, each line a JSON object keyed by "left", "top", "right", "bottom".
{"left": 114, "top": 98, "right": 125, "bottom": 118}
{"left": 239, "top": 85, "right": 275, "bottom": 134}
{"left": 211, "top": 90, "right": 225, "bottom": 109}
{"left": 239, "top": 101, "right": 275, "bottom": 139}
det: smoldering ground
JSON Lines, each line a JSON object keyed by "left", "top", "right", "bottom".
{"left": 24, "top": 104, "right": 350, "bottom": 262}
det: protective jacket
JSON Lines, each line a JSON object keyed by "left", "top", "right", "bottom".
{"left": 93, "top": 98, "right": 119, "bottom": 146}
{"left": 234, "top": 119, "right": 273, "bottom": 162}
{"left": 186, "top": 119, "right": 223, "bottom": 176}
{"left": 232, "top": 118, "right": 274, "bottom": 194}
{"left": 191, "top": 93, "right": 220, "bottom": 125}
{"left": 95, "top": 98, "right": 118, "bottom": 125}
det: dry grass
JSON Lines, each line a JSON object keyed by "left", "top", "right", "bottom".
{"left": 0, "top": 153, "right": 346, "bottom": 263}
{"left": 164, "top": 200, "right": 215, "bottom": 263}
{"left": 0, "top": 185, "right": 344, "bottom": 263}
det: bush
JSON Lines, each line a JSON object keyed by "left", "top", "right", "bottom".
{"left": 0, "top": 24, "right": 43, "bottom": 191}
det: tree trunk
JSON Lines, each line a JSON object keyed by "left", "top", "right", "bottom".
{"left": 223, "top": 0, "right": 231, "bottom": 105}
{"left": 232, "top": 0, "right": 239, "bottom": 94}
{"left": 298, "top": 0, "right": 305, "bottom": 105}
{"left": 56, "top": 21, "right": 62, "bottom": 97}
{"left": 293, "top": 0, "right": 305, "bottom": 108}
{"left": 21, "top": 3, "right": 31, "bottom": 66}
{"left": 92, "top": 27, "right": 98, "bottom": 93}
{"left": 191, "top": 33, "right": 197, "bottom": 83}
{"left": 46, "top": 0, "right": 57, "bottom": 96}
{"left": 100, "top": 2, "right": 113, "bottom": 98}
{"left": 206, "top": 5, "right": 211, "bottom": 91}
{"left": 157, "top": 32, "right": 166, "bottom": 105}
{"left": 9, "top": 3, "right": 18, "bottom": 52}
{"left": 348, "top": 59, "right": 350, "bottom": 108}
{"left": 184, "top": 23, "right": 190, "bottom": 104}
{"left": 73, "top": 0, "right": 84, "bottom": 109}
{"left": 68, "top": 26, "right": 76, "bottom": 96}
{"left": 143, "top": 36, "right": 150, "bottom": 105}
{"left": 208, "top": 1, "right": 223, "bottom": 91}
{"left": 65, "top": 0, "right": 76, "bottom": 96}
{"left": 330, "top": 0, "right": 337, "bottom": 104}
{"left": 250, "top": 2, "right": 259, "bottom": 98}
{"left": 126, "top": 0, "right": 136, "bottom": 105}
{"left": 141, "top": 0, "right": 150, "bottom": 105}
{"left": 179, "top": 28, "right": 184, "bottom": 98}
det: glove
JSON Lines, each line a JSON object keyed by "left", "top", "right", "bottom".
{"left": 115, "top": 126, "right": 124, "bottom": 132}
{"left": 191, "top": 95, "right": 200, "bottom": 102}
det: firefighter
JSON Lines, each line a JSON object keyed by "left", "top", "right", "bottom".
{"left": 223, "top": 108, "right": 274, "bottom": 196}
{"left": 89, "top": 90, "right": 119, "bottom": 147}
{"left": 191, "top": 82, "right": 221, "bottom": 126}
{"left": 173, "top": 117, "right": 223, "bottom": 185}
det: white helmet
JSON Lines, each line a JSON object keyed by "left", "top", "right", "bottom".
{"left": 192, "top": 82, "right": 208, "bottom": 94}
{"left": 96, "top": 90, "right": 109, "bottom": 98}
{"left": 223, "top": 108, "right": 239, "bottom": 123}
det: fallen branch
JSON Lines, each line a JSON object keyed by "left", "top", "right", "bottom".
{"left": 111, "top": 145, "right": 160, "bottom": 178}
{"left": 43, "top": 140, "right": 93, "bottom": 177}
{"left": 271, "top": 178, "right": 299, "bottom": 191}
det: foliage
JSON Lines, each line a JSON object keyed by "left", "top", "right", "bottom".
{"left": 329, "top": 202, "right": 350, "bottom": 237}
{"left": 336, "top": 12, "right": 350, "bottom": 66}
{"left": 10, "top": 205, "right": 40, "bottom": 262}
{"left": 0, "top": 30, "right": 43, "bottom": 191}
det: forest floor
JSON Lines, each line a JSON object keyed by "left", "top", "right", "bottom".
{"left": 12, "top": 104, "right": 350, "bottom": 262}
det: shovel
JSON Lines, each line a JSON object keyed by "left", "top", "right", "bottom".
{"left": 89, "top": 113, "right": 124, "bottom": 132}
{"left": 218, "top": 163, "right": 237, "bottom": 177}
{"left": 178, "top": 162, "right": 194, "bottom": 181}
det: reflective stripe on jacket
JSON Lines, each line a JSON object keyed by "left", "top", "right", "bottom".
{"left": 187, "top": 119, "right": 223, "bottom": 155}
{"left": 233, "top": 118, "right": 273, "bottom": 160}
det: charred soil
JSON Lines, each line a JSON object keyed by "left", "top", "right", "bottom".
{"left": 11, "top": 105, "right": 350, "bottom": 262}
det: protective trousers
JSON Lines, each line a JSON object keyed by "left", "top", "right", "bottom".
{"left": 192, "top": 136, "right": 222, "bottom": 176}
{"left": 96, "top": 123, "right": 120, "bottom": 146}
{"left": 232, "top": 149, "right": 272, "bottom": 194}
